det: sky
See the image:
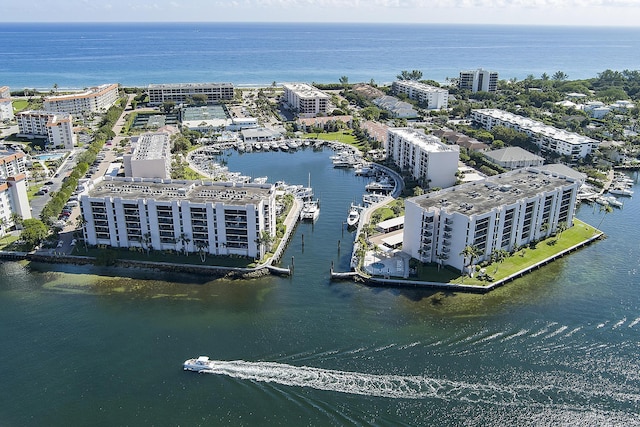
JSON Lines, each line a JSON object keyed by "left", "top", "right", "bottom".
{"left": 3, "top": 0, "right": 640, "bottom": 26}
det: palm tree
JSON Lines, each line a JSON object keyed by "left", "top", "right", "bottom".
{"left": 460, "top": 245, "right": 481, "bottom": 278}
{"left": 195, "top": 240, "right": 209, "bottom": 263}
{"left": 75, "top": 216, "right": 88, "bottom": 250}
{"left": 0, "top": 217, "right": 7, "bottom": 243}
{"left": 556, "top": 221, "right": 568, "bottom": 241}
{"left": 10, "top": 212, "right": 23, "bottom": 230}
{"left": 491, "top": 248, "right": 509, "bottom": 273}
{"left": 178, "top": 232, "right": 191, "bottom": 256}
{"left": 596, "top": 205, "right": 613, "bottom": 232}
{"left": 436, "top": 252, "right": 447, "bottom": 272}
{"left": 539, "top": 221, "right": 550, "bottom": 238}
{"left": 142, "top": 232, "right": 152, "bottom": 256}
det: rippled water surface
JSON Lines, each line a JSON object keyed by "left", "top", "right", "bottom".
{"left": 1, "top": 152, "right": 639, "bottom": 426}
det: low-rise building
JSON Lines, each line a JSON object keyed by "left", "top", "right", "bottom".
{"left": 372, "top": 96, "right": 417, "bottom": 119}
{"left": 123, "top": 132, "right": 172, "bottom": 179}
{"left": 459, "top": 68, "right": 499, "bottom": 93}
{"left": 296, "top": 115, "right": 352, "bottom": 132}
{"left": 471, "top": 109, "right": 599, "bottom": 162}
{"left": 241, "top": 127, "right": 281, "bottom": 143}
{"left": 387, "top": 128, "right": 459, "bottom": 188}
{"left": 282, "top": 83, "right": 329, "bottom": 118}
{"left": 391, "top": 80, "right": 449, "bottom": 109}
{"left": 16, "top": 110, "right": 75, "bottom": 150}
{"left": 79, "top": 177, "right": 277, "bottom": 259}
{"left": 43, "top": 83, "right": 119, "bottom": 115}
{"left": 147, "top": 83, "right": 235, "bottom": 105}
{"left": 485, "top": 146, "right": 544, "bottom": 169}
{"left": 403, "top": 168, "right": 579, "bottom": 273}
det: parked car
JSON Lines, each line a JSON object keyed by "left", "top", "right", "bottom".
{"left": 56, "top": 240, "right": 64, "bottom": 248}
{"left": 45, "top": 180, "right": 54, "bottom": 185}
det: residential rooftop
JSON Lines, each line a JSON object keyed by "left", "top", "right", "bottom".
{"left": 87, "top": 177, "right": 274, "bottom": 205}
{"left": 413, "top": 168, "right": 577, "bottom": 216}
{"left": 390, "top": 128, "right": 458, "bottom": 153}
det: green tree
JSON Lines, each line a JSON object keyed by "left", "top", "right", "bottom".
{"left": 20, "top": 219, "right": 49, "bottom": 249}
{"left": 339, "top": 76, "right": 349, "bottom": 90}
{"left": 460, "top": 245, "right": 482, "bottom": 278}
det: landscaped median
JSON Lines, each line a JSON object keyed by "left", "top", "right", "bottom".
{"left": 346, "top": 219, "right": 603, "bottom": 293}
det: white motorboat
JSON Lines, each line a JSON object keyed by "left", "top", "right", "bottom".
{"left": 609, "top": 187, "right": 633, "bottom": 197}
{"left": 365, "top": 176, "right": 395, "bottom": 192}
{"left": 604, "top": 196, "right": 624, "bottom": 208}
{"left": 346, "top": 205, "right": 360, "bottom": 228}
{"left": 183, "top": 356, "right": 212, "bottom": 372}
{"left": 300, "top": 199, "right": 320, "bottom": 221}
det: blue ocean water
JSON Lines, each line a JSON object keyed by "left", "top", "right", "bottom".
{"left": 1, "top": 22, "right": 640, "bottom": 90}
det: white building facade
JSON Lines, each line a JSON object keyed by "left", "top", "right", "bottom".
{"left": 391, "top": 80, "right": 449, "bottom": 109}
{"left": 147, "top": 83, "right": 234, "bottom": 105}
{"left": 471, "top": 109, "right": 599, "bottom": 161}
{"left": 79, "top": 177, "right": 277, "bottom": 259}
{"left": 403, "top": 168, "right": 579, "bottom": 273}
{"left": 123, "top": 132, "right": 172, "bottom": 179}
{"left": 459, "top": 68, "right": 499, "bottom": 93}
{"left": 16, "top": 110, "right": 75, "bottom": 150}
{"left": 282, "top": 83, "right": 329, "bottom": 118}
{"left": 387, "top": 128, "right": 459, "bottom": 189}
{"left": 43, "top": 83, "right": 119, "bottom": 115}
{"left": 0, "top": 86, "right": 13, "bottom": 121}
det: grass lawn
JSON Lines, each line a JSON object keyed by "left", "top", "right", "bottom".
{"left": 72, "top": 245, "right": 257, "bottom": 268}
{"left": 411, "top": 219, "right": 600, "bottom": 287}
{"left": 302, "top": 130, "right": 358, "bottom": 145}
{"left": 12, "top": 99, "right": 29, "bottom": 112}
{"left": 371, "top": 199, "right": 404, "bottom": 222}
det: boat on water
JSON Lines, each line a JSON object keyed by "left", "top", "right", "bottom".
{"left": 300, "top": 199, "right": 320, "bottom": 221}
{"left": 346, "top": 205, "right": 360, "bottom": 228}
{"left": 365, "top": 176, "right": 395, "bottom": 192}
{"left": 609, "top": 187, "right": 634, "bottom": 197}
{"left": 595, "top": 196, "right": 610, "bottom": 206}
{"left": 183, "top": 356, "right": 212, "bottom": 372}
{"left": 604, "top": 195, "right": 624, "bottom": 208}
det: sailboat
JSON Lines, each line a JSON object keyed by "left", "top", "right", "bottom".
{"left": 299, "top": 173, "right": 320, "bottom": 221}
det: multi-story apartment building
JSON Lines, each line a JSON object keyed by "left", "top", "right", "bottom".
{"left": 43, "top": 83, "right": 119, "bottom": 115}
{"left": 147, "top": 83, "right": 234, "bottom": 105}
{"left": 0, "top": 149, "right": 32, "bottom": 235}
{"left": 0, "top": 149, "right": 27, "bottom": 179}
{"left": 282, "top": 83, "right": 329, "bottom": 118}
{"left": 123, "top": 132, "right": 172, "bottom": 179}
{"left": 471, "top": 109, "right": 599, "bottom": 161}
{"left": 16, "top": 110, "right": 74, "bottom": 150}
{"left": 391, "top": 80, "right": 449, "bottom": 110}
{"left": 79, "top": 177, "right": 276, "bottom": 259}
{"left": 387, "top": 128, "right": 459, "bottom": 189}
{"left": 459, "top": 68, "right": 499, "bottom": 93}
{"left": 403, "top": 168, "right": 579, "bottom": 273}
{"left": 0, "top": 86, "right": 14, "bottom": 121}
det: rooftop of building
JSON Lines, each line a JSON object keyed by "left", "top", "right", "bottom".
{"left": 412, "top": 168, "right": 577, "bottom": 216}
{"left": 472, "top": 109, "right": 598, "bottom": 146}
{"left": 44, "top": 83, "right": 118, "bottom": 101}
{"left": 485, "top": 146, "right": 544, "bottom": 162}
{"left": 282, "top": 83, "right": 329, "bottom": 99}
{"left": 393, "top": 80, "right": 448, "bottom": 93}
{"left": 0, "top": 148, "right": 25, "bottom": 161}
{"left": 389, "top": 128, "right": 458, "bottom": 153}
{"left": 148, "top": 82, "right": 234, "bottom": 89}
{"left": 132, "top": 133, "right": 170, "bottom": 161}
{"left": 87, "top": 177, "right": 273, "bottom": 205}
{"left": 16, "top": 110, "right": 71, "bottom": 119}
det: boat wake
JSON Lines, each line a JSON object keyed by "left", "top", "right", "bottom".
{"left": 193, "top": 359, "right": 640, "bottom": 410}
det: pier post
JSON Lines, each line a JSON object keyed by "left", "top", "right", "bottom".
{"left": 301, "top": 233, "right": 304, "bottom": 248}
{"left": 337, "top": 240, "right": 341, "bottom": 253}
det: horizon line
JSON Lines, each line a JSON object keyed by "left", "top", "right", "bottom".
{"left": 0, "top": 21, "right": 637, "bottom": 29}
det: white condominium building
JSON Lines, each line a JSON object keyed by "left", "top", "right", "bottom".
{"left": 0, "top": 86, "right": 13, "bottom": 121}
{"left": 471, "top": 109, "right": 599, "bottom": 161}
{"left": 459, "top": 68, "right": 499, "bottom": 93}
{"left": 0, "top": 150, "right": 32, "bottom": 236}
{"left": 403, "top": 168, "right": 579, "bottom": 273}
{"left": 282, "top": 83, "right": 329, "bottom": 118}
{"left": 123, "top": 132, "right": 172, "bottom": 179}
{"left": 43, "top": 83, "right": 119, "bottom": 115}
{"left": 79, "top": 177, "right": 277, "bottom": 259}
{"left": 147, "top": 83, "right": 235, "bottom": 105}
{"left": 391, "top": 80, "right": 449, "bottom": 110}
{"left": 387, "top": 128, "right": 459, "bottom": 189}
{"left": 0, "top": 149, "right": 27, "bottom": 179}
{"left": 16, "top": 110, "right": 75, "bottom": 150}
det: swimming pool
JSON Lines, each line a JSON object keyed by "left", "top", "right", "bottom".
{"left": 371, "top": 262, "right": 385, "bottom": 269}
{"left": 33, "top": 153, "right": 65, "bottom": 161}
